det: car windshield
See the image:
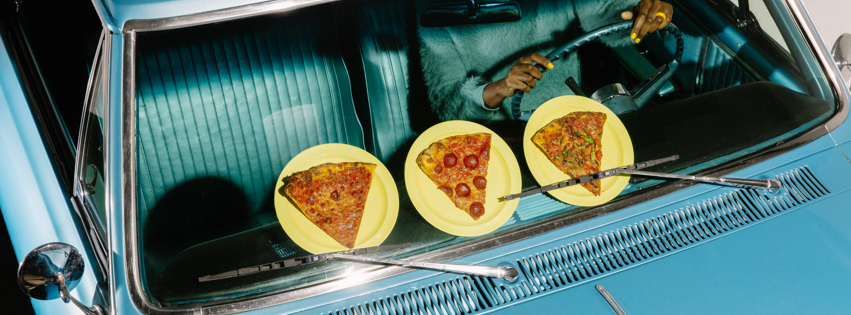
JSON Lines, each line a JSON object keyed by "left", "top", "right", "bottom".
{"left": 130, "top": 0, "right": 836, "bottom": 306}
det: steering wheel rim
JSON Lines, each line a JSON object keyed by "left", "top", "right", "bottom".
{"left": 510, "top": 21, "right": 684, "bottom": 121}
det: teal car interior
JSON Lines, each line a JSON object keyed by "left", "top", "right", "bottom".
{"left": 2, "top": 0, "right": 850, "bottom": 314}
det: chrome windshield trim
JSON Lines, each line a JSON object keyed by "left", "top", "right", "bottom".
{"left": 121, "top": 30, "right": 154, "bottom": 314}
{"left": 122, "top": 0, "right": 342, "bottom": 32}
{"left": 118, "top": 0, "right": 851, "bottom": 313}
{"left": 101, "top": 29, "right": 113, "bottom": 304}
{"left": 787, "top": 0, "right": 849, "bottom": 131}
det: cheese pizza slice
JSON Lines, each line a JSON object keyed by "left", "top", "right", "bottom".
{"left": 282, "top": 162, "right": 375, "bottom": 248}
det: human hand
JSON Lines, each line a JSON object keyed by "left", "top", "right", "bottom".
{"left": 483, "top": 53, "right": 552, "bottom": 109}
{"left": 621, "top": 0, "right": 673, "bottom": 43}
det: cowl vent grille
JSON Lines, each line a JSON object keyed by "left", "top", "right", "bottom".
{"left": 328, "top": 167, "right": 828, "bottom": 315}
{"left": 517, "top": 166, "right": 827, "bottom": 292}
{"left": 328, "top": 275, "right": 535, "bottom": 315}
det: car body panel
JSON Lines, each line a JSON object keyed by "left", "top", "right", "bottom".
{"left": 0, "top": 23, "right": 100, "bottom": 314}
{"left": 105, "top": 31, "right": 144, "bottom": 315}
{"left": 288, "top": 143, "right": 851, "bottom": 314}
{"left": 2, "top": 0, "right": 850, "bottom": 314}
{"left": 109, "top": 0, "right": 851, "bottom": 313}
{"left": 500, "top": 190, "right": 851, "bottom": 314}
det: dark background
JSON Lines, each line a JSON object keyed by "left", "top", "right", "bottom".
{"left": 0, "top": 0, "right": 102, "bottom": 314}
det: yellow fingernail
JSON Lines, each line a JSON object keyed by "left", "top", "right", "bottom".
{"left": 631, "top": 33, "right": 636, "bottom": 39}
{"left": 635, "top": 38, "right": 641, "bottom": 44}
{"left": 547, "top": 62, "right": 554, "bottom": 69}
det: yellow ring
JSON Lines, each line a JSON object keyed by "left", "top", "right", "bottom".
{"left": 656, "top": 11, "right": 667, "bottom": 21}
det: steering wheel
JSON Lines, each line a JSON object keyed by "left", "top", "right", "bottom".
{"left": 510, "top": 21, "right": 684, "bottom": 121}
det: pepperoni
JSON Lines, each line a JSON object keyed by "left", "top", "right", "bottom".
{"left": 470, "top": 202, "right": 485, "bottom": 218}
{"left": 455, "top": 183, "right": 471, "bottom": 197}
{"left": 330, "top": 190, "right": 340, "bottom": 201}
{"left": 444, "top": 153, "right": 458, "bottom": 167}
{"left": 464, "top": 155, "right": 479, "bottom": 169}
{"left": 439, "top": 185, "right": 453, "bottom": 197}
{"left": 473, "top": 176, "right": 487, "bottom": 189}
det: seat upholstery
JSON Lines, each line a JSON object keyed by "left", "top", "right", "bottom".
{"left": 135, "top": 10, "right": 364, "bottom": 230}
{"left": 695, "top": 40, "right": 756, "bottom": 94}
{"left": 350, "top": 0, "right": 756, "bottom": 166}
{"left": 356, "top": 0, "right": 416, "bottom": 163}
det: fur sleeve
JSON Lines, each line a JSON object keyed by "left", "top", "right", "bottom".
{"left": 418, "top": 27, "right": 505, "bottom": 122}
{"left": 573, "top": 0, "right": 638, "bottom": 48}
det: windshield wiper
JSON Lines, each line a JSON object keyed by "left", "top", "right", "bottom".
{"left": 199, "top": 243, "right": 411, "bottom": 282}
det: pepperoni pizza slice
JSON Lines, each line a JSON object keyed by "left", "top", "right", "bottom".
{"left": 282, "top": 162, "right": 375, "bottom": 249}
{"left": 416, "top": 133, "right": 491, "bottom": 220}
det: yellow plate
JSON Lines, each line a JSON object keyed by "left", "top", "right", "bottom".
{"left": 274, "top": 143, "right": 399, "bottom": 254}
{"left": 404, "top": 121, "right": 521, "bottom": 237}
{"left": 523, "top": 96, "right": 634, "bottom": 206}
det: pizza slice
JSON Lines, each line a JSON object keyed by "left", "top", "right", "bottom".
{"left": 416, "top": 133, "right": 491, "bottom": 220}
{"left": 282, "top": 162, "right": 375, "bottom": 249}
{"left": 532, "top": 111, "right": 606, "bottom": 196}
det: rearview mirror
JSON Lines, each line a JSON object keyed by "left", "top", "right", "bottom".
{"left": 420, "top": 0, "right": 521, "bottom": 28}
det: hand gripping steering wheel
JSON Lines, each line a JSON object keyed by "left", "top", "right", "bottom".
{"left": 510, "top": 21, "right": 684, "bottom": 121}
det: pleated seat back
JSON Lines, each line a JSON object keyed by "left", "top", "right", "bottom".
{"left": 135, "top": 9, "right": 364, "bottom": 230}
{"left": 357, "top": 0, "right": 416, "bottom": 163}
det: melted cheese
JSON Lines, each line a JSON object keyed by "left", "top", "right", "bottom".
{"left": 284, "top": 162, "right": 375, "bottom": 248}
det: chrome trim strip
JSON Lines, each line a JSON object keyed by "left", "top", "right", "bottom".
{"left": 73, "top": 30, "right": 104, "bottom": 196}
{"left": 101, "top": 30, "right": 113, "bottom": 315}
{"left": 787, "top": 0, "right": 850, "bottom": 131}
{"left": 71, "top": 29, "right": 111, "bottom": 281}
{"left": 121, "top": 30, "right": 156, "bottom": 314}
{"left": 596, "top": 285, "right": 627, "bottom": 315}
{"left": 122, "top": 0, "right": 341, "bottom": 32}
{"left": 117, "top": 0, "right": 851, "bottom": 313}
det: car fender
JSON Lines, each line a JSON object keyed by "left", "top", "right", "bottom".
{"left": 0, "top": 23, "right": 100, "bottom": 314}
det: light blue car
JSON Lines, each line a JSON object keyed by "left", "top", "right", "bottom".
{"left": 2, "top": 0, "right": 851, "bottom": 314}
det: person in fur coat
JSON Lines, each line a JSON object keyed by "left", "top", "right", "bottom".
{"left": 418, "top": 0, "right": 673, "bottom": 123}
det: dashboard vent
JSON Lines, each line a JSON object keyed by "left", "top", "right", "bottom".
{"left": 327, "top": 167, "right": 827, "bottom": 314}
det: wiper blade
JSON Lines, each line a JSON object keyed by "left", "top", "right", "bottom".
{"left": 198, "top": 243, "right": 411, "bottom": 282}
{"left": 499, "top": 155, "right": 679, "bottom": 201}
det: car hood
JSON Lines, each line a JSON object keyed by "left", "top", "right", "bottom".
{"left": 93, "top": 0, "right": 270, "bottom": 32}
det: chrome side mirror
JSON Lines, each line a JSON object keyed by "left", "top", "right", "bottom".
{"left": 17, "top": 243, "right": 104, "bottom": 315}
{"left": 832, "top": 33, "right": 851, "bottom": 83}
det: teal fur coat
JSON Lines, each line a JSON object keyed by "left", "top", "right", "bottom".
{"left": 418, "top": 0, "right": 638, "bottom": 122}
